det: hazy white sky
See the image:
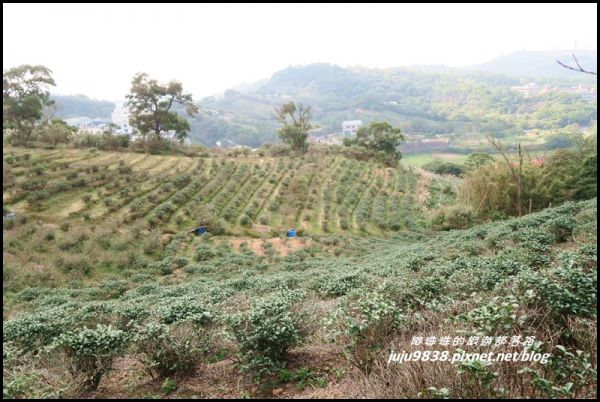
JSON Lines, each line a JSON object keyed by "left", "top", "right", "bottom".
{"left": 3, "top": 3, "right": 597, "bottom": 100}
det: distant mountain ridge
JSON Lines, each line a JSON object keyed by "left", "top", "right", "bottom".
{"left": 51, "top": 94, "right": 114, "bottom": 119}
{"left": 461, "top": 50, "right": 597, "bottom": 78}
{"left": 50, "top": 51, "right": 597, "bottom": 147}
{"left": 191, "top": 60, "right": 595, "bottom": 147}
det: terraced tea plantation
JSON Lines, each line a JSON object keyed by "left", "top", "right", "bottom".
{"left": 3, "top": 146, "right": 596, "bottom": 399}
{"left": 3, "top": 147, "right": 457, "bottom": 236}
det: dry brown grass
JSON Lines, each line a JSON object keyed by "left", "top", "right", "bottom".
{"left": 343, "top": 303, "right": 597, "bottom": 399}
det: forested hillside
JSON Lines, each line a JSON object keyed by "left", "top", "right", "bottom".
{"left": 52, "top": 95, "right": 115, "bottom": 119}
{"left": 193, "top": 63, "right": 596, "bottom": 147}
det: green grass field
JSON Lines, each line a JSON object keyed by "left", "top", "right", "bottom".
{"left": 401, "top": 153, "right": 470, "bottom": 167}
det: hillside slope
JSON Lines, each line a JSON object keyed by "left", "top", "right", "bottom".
{"left": 193, "top": 63, "right": 596, "bottom": 147}
{"left": 52, "top": 94, "right": 115, "bottom": 119}
{"left": 3, "top": 189, "right": 597, "bottom": 398}
{"left": 2, "top": 147, "right": 457, "bottom": 239}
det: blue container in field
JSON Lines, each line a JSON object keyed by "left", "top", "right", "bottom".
{"left": 193, "top": 226, "right": 208, "bottom": 235}
{"left": 287, "top": 228, "right": 297, "bottom": 237}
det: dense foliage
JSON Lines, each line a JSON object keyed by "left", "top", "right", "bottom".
{"left": 3, "top": 65, "right": 56, "bottom": 146}
{"left": 195, "top": 63, "right": 596, "bottom": 147}
{"left": 461, "top": 137, "right": 597, "bottom": 218}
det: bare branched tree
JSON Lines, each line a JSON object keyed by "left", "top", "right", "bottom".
{"left": 556, "top": 54, "right": 597, "bottom": 75}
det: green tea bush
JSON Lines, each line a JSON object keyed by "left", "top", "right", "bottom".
{"left": 456, "top": 295, "right": 526, "bottom": 334}
{"left": 156, "top": 296, "right": 215, "bottom": 325}
{"left": 2, "top": 367, "right": 64, "bottom": 399}
{"left": 325, "top": 292, "right": 403, "bottom": 373}
{"left": 431, "top": 205, "right": 478, "bottom": 230}
{"left": 519, "top": 252, "right": 597, "bottom": 318}
{"left": 312, "top": 273, "right": 364, "bottom": 297}
{"left": 3, "top": 308, "right": 75, "bottom": 354}
{"left": 228, "top": 291, "right": 306, "bottom": 375}
{"left": 544, "top": 215, "right": 576, "bottom": 242}
{"left": 402, "top": 275, "right": 447, "bottom": 309}
{"left": 194, "top": 243, "right": 216, "bottom": 262}
{"left": 53, "top": 324, "right": 128, "bottom": 391}
{"left": 132, "top": 322, "right": 209, "bottom": 379}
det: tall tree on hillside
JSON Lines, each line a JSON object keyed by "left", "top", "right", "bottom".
{"left": 355, "top": 121, "right": 403, "bottom": 155}
{"left": 344, "top": 121, "right": 404, "bottom": 163}
{"left": 126, "top": 73, "right": 198, "bottom": 145}
{"left": 465, "top": 152, "right": 495, "bottom": 169}
{"left": 274, "top": 101, "right": 313, "bottom": 151}
{"left": 3, "top": 65, "right": 56, "bottom": 145}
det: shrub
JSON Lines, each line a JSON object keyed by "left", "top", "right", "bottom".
{"left": 431, "top": 206, "right": 478, "bottom": 230}
{"left": 423, "top": 160, "right": 466, "bottom": 176}
{"left": 142, "top": 231, "right": 162, "bottom": 255}
{"left": 161, "top": 377, "right": 177, "bottom": 395}
{"left": 157, "top": 297, "right": 215, "bottom": 325}
{"left": 194, "top": 244, "right": 215, "bottom": 262}
{"left": 312, "top": 273, "right": 363, "bottom": 297}
{"left": 228, "top": 292, "right": 305, "bottom": 375}
{"left": 56, "top": 254, "right": 92, "bottom": 276}
{"left": 325, "top": 292, "right": 403, "bottom": 373}
{"left": 53, "top": 324, "right": 128, "bottom": 391}
{"left": 240, "top": 214, "right": 251, "bottom": 227}
{"left": 520, "top": 253, "right": 597, "bottom": 318}
{"left": 208, "top": 219, "right": 226, "bottom": 236}
{"left": 455, "top": 295, "right": 526, "bottom": 334}
{"left": 172, "top": 174, "right": 191, "bottom": 187}
{"left": 4, "top": 308, "right": 74, "bottom": 354}
{"left": 544, "top": 215, "right": 576, "bottom": 242}
{"left": 26, "top": 189, "right": 49, "bottom": 203}
{"left": 2, "top": 368, "right": 63, "bottom": 399}
{"left": 118, "top": 165, "right": 132, "bottom": 174}
{"left": 132, "top": 322, "right": 209, "bottom": 379}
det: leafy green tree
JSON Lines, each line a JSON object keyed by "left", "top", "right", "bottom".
{"left": 423, "top": 160, "right": 466, "bottom": 176}
{"left": 3, "top": 65, "right": 56, "bottom": 145}
{"left": 465, "top": 152, "right": 495, "bottom": 169}
{"left": 345, "top": 121, "right": 404, "bottom": 162}
{"left": 536, "top": 149, "right": 597, "bottom": 204}
{"left": 274, "top": 101, "right": 313, "bottom": 151}
{"left": 35, "top": 118, "right": 77, "bottom": 146}
{"left": 126, "top": 73, "right": 198, "bottom": 144}
{"left": 574, "top": 155, "right": 597, "bottom": 200}
{"left": 545, "top": 133, "right": 574, "bottom": 150}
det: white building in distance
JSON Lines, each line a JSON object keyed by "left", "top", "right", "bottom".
{"left": 510, "top": 82, "right": 540, "bottom": 98}
{"left": 341, "top": 120, "right": 363, "bottom": 136}
{"left": 111, "top": 100, "right": 134, "bottom": 135}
